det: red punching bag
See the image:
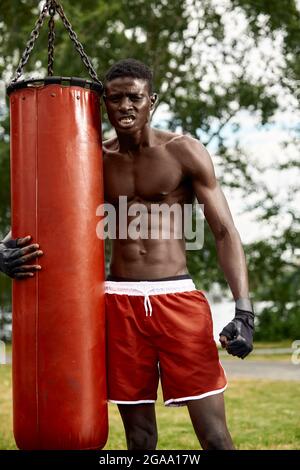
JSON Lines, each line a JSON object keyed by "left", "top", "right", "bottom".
{"left": 8, "top": 76, "right": 107, "bottom": 451}
{"left": 7, "top": 0, "right": 108, "bottom": 451}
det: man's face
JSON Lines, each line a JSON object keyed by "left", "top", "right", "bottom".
{"left": 104, "top": 77, "right": 156, "bottom": 133}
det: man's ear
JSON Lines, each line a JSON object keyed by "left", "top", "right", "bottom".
{"left": 150, "top": 93, "right": 158, "bottom": 110}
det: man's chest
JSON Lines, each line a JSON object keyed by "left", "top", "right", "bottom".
{"left": 103, "top": 149, "right": 184, "bottom": 203}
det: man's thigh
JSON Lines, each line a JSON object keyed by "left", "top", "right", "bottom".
{"left": 186, "top": 393, "right": 234, "bottom": 449}
{"left": 187, "top": 392, "right": 227, "bottom": 427}
{"left": 117, "top": 403, "right": 158, "bottom": 450}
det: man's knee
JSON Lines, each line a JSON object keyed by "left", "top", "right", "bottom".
{"left": 201, "top": 429, "right": 234, "bottom": 450}
{"left": 127, "top": 425, "right": 158, "bottom": 450}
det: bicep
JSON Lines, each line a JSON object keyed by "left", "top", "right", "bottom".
{"left": 184, "top": 139, "right": 236, "bottom": 239}
{"left": 193, "top": 178, "right": 236, "bottom": 239}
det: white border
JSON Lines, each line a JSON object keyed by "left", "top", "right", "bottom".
{"left": 164, "top": 384, "right": 228, "bottom": 407}
{"left": 108, "top": 384, "right": 227, "bottom": 407}
{"left": 109, "top": 399, "right": 156, "bottom": 405}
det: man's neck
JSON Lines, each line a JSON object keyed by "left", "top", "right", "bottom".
{"left": 116, "top": 125, "right": 154, "bottom": 153}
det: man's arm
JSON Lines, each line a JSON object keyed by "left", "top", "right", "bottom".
{"left": 182, "top": 137, "right": 249, "bottom": 300}
{"left": 180, "top": 136, "right": 254, "bottom": 358}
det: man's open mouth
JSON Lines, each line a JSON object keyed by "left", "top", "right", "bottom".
{"left": 118, "top": 115, "right": 136, "bottom": 125}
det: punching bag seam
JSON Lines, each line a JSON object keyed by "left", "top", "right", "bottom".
{"left": 35, "top": 88, "right": 40, "bottom": 445}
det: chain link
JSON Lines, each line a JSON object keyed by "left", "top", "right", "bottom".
{"left": 55, "top": 3, "right": 101, "bottom": 83}
{"left": 47, "top": 1, "right": 56, "bottom": 76}
{"left": 10, "top": 1, "right": 51, "bottom": 84}
{"left": 10, "top": 0, "right": 101, "bottom": 85}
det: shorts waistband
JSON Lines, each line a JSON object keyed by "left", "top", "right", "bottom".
{"left": 106, "top": 274, "right": 192, "bottom": 282}
{"left": 105, "top": 278, "right": 196, "bottom": 317}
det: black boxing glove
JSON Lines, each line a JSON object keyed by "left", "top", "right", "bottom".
{"left": 0, "top": 238, "right": 20, "bottom": 278}
{"left": 0, "top": 235, "right": 43, "bottom": 279}
{"left": 219, "top": 298, "right": 254, "bottom": 359}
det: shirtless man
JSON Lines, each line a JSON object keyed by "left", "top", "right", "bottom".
{"left": 0, "top": 58, "right": 254, "bottom": 450}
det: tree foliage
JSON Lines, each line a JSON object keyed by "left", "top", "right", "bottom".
{"left": 0, "top": 0, "right": 299, "bottom": 339}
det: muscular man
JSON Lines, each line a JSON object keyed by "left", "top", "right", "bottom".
{"left": 0, "top": 58, "right": 254, "bottom": 450}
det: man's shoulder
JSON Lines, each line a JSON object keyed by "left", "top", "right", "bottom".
{"left": 152, "top": 129, "right": 181, "bottom": 144}
{"left": 152, "top": 129, "right": 202, "bottom": 150}
{"left": 163, "top": 132, "right": 212, "bottom": 178}
{"left": 156, "top": 130, "right": 207, "bottom": 162}
{"left": 102, "top": 130, "right": 205, "bottom": 155}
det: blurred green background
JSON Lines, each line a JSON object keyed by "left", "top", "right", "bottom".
{"left": 1, "top": 0, "right": 299, "bottom": 339}
{"left": 0, "top": 0, "right": 300, "bottom": 450}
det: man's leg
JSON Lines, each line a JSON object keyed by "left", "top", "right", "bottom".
{"left": 118, "top": 403, "right": 158, "bottom": 450}
{"left": 187, "top": 393, "right": 235, "bottom": 450}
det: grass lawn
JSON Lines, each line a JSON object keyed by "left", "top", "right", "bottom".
{"left": 0, "top": 364, "right": 299, "bottom": 450}
{"left": 219, "top": 354, "right": 293, "bottom": 361}
{"left": 252, "top": 340, "right": 294, "bottom": 349}
{"left": 218, "top": 339, "right": 295, "bottom": 361}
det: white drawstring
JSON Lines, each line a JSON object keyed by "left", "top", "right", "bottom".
{"left": 105, "top": 279, "right": 196, "bottom": 317}
{"left": 144, "top": 293, "right": 153, "bottom": 316}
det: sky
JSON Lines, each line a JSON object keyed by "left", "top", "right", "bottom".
{"left": 151, "top": 104, "right": 299, "bottom": 244}
{"left": 217, "top": 112, "right": 299, "bottom": 244}
{"left": 153, "top": 0, "right": 299, "bottom": 244}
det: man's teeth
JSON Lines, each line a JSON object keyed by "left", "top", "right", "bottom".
{"left": 120, "top": 117, "right": 134, "bottom": 123}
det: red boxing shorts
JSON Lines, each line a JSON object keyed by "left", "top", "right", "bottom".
{"left": 105, "top": 276, "right": 227, "bottom": 407}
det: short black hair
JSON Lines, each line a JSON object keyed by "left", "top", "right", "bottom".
{"left": 104, "top": 58, "right": 153, "bottom": 94}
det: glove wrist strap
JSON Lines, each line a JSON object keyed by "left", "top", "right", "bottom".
{"left": 235, "top": 298, "right": 253, "bottom": 312}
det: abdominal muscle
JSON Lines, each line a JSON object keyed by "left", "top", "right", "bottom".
{"left": 109, "top": 236, "right": 188, "bottom": 280}
{"left": 108, "top": 200, "right": 189, "bottom": 279}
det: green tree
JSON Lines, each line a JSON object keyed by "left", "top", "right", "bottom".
{"left": 0, "top": 0, "right": 299, "bottom": 338}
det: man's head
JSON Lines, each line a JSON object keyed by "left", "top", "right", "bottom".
{"left": 105, "top": 58, "right": 154, "bottom": 94}
{"left": 103, "top": 58, "right": 157, "bottom": 133}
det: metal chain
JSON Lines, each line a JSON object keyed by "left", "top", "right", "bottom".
{"left": 47, "top": 2, "right": 56, "bottom": 76}
{"left": 10, "top": 0, "right": 101, "bottom": 85}
{"left": 55, "top": 2, "right": 101, "bottom": 83}
{"left": 10, "top": 0, "right": 51, "bottom": 84}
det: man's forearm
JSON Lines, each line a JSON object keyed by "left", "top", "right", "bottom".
{"left": 215, "top": 227, "right": 250, "bottom": 301}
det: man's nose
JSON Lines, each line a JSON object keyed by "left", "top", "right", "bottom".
{"left": 119, "top": 97, "right": 133, "bottom": 111}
